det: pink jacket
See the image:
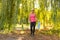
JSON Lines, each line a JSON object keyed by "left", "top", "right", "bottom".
{"left": 29, "top": 13, "right": 36, "bottom": 22}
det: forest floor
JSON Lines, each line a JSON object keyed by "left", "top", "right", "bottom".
{"left": 0, "top": 30, "right": 60, "bottom": 40}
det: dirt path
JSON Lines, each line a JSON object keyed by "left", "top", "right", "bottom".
{"left": 0, "top": 30, "right": 59, "bottom": 40}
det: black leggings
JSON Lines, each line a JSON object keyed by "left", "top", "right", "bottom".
{"left": 30, "top": 22, "right": 36, "bottom": 34}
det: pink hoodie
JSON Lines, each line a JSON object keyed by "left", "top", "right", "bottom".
{"left": 30, "top": 13, "right": 36, "bottom": 22}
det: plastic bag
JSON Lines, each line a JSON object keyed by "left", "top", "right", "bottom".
{"left": 37, "top": 21, "right": 40, "bottom": 29}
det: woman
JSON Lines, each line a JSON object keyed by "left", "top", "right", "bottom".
{"left": 29, "top": 9, "right": 37, "bottom": 36}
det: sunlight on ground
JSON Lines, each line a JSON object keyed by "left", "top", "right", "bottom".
{"left": 15, "top": 23, "right": 53, "bottom": 31}
{"left": 17, "top": 37, "right": 24, "bottom": 40}
{"left": 20, "top": 31, "right": 25, "bottom": 34}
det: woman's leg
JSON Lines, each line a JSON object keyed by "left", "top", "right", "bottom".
{"left": 30, "top": 22, "right": 33, "bottom": 34}
{"left": 33, "top": 22, "right": 36, "bottom": 35}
